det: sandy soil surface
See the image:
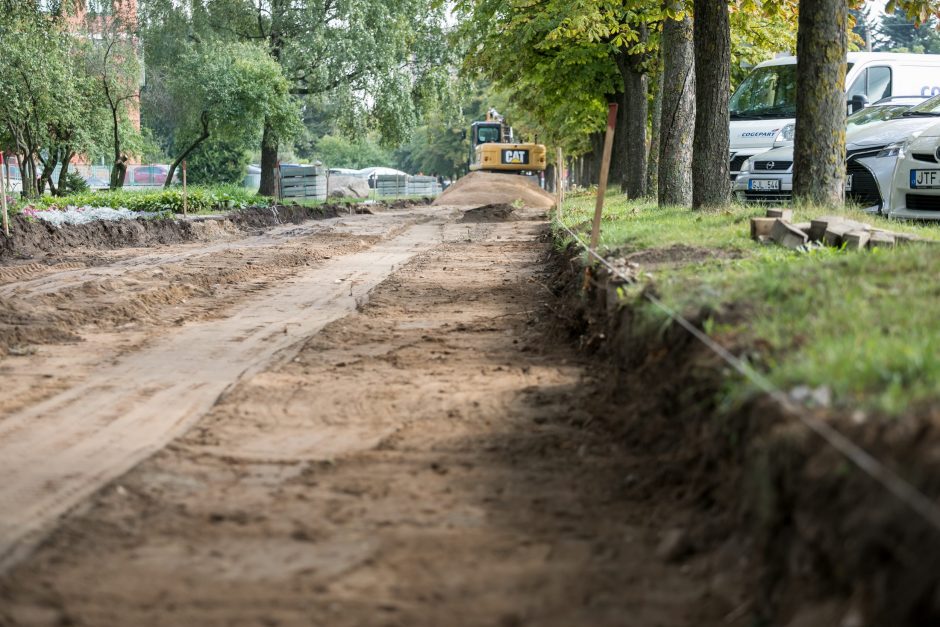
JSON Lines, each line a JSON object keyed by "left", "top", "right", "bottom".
{"left": 0, "top": 205, "right": 746, "bottom": 626}
{"left": 433, "top": 172, "right": 556, "bottom": 208}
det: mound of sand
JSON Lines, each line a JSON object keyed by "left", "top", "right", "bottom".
{"left": 458, "top": 203, "right": 518, "bottom": 223}
{"left": 433, "top": 171, "right": 556, "bottom": 208}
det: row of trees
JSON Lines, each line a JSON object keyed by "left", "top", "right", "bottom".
{"left": 456, "top": 0, "right": 940, "bottom": 209}
{"left": 456, "top": 0, "right": 800, "bottom": 208}
{"left": 1, "top": 0, "right": 454, "bottom": 197}
{"left": 0, "top": 1, "right": 117, "bottom": 197}
{"left": 0, "top": 1, "right": 302, "bottom": 196}
{"left": 138, "top": 0, "right": 453, "bottom": 196}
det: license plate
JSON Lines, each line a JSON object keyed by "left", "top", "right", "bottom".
{"left": 845, "top": 174, "right": 853, "bottom": 192}
{"left": 748, "top": 179, "right": 780, "bottom": 191}
{"left": 911, "top": 169, "right": 940, "bottom": 189}
{"left": 501, "top": 149, "right": 529, "bottom": 165}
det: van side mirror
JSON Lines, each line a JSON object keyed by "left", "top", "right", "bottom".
{"left": 848, "top": 94, "right": 869, "bottom": 115}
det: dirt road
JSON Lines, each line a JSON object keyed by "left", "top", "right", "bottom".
{"left": 0, "top": 206, "right": 743, "bottom": 626}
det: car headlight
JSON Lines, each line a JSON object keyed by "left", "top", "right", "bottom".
{"left": 740, "top": 157, "right": 756, "bottom": 174}
{"left": 773, "top": 123, "right": 796, "bottom": 147}
{"left": 876, "top": 141, "right": 906, "bottom": 159}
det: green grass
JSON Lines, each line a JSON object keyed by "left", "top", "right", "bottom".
{"left": 24, "top": 185, "right": 270, "bottom": 214}
{"left": 557, "top": 191, "right": 940, "bottom": 415}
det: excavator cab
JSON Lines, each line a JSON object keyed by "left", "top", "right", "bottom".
{"left": 468, "top": 110, "right": 546, "bottom": 173}
{"left": 471, "top": 122, "right": 509, "bottom": 148}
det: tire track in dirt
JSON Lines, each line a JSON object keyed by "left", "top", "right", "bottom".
{"left": 0, "top": 217, "right": 449, "bottom": 574}
{"left": 0, "top": 212, "right": 741, "bottom": 626}
{"left": 0, "top": 210, "right": 436, "bottom": 418}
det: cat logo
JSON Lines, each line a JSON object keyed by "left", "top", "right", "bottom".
{"left": 502, "top": 149, "right": 529, "bottom": 165}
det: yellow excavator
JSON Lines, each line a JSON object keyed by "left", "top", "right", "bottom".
{"left": 469, "top": 109, "right": 546, "bottom": 173}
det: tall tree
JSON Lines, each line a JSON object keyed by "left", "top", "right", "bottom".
{"left": 162, "top": 41, "right": 299, "bottom": 188}
{"left": 875, "top": 11, "right": 940, "bottom": 53}
{"left": 691, "top": 0, "right": 731, "bottom": 207}
{"left": 82, "top": 14, "right": 143, "bottom": 191}
{"left": 658, "top": 9, "right": 695, "bottom": 206}
{"left": 141, "top": 0, "right": 451, "bottom": 196}
{"left": 0, "top": 3, "right": 94, "bottom": 198}
{"left": 646, "top": 57, "right": 664, "bottom": 199}
{"left": 792, "top": 0, "right": 848, "bottom": 205}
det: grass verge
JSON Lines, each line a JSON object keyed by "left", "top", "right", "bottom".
{"left": 557, "top": 191, "right": 940, "bottom": 415}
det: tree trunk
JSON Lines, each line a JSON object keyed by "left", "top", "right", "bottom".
{"left": 692, "top": 0, "right": 731, "bottom": 208}
{"left": 647, "top": 58, "right": 664, "bottom": 201}
{"left": 609, "top": 91, "right": 628, "bottom": 188}
{"left": 166, "top": 112, "right": 211, "bottom": 189}
{"left": 38, "top": 149, "right": 61, "bottom": 196}
{"left": 56, "top": 150, "right": 75, "bottom": 196}
{"left": 259, "top": 122, "right": 278, "bottom": 197}
{"left": 24, "top": 152, "right": 38, "bottom": 198}
{"left": 616, "top": 44, "right": 649, "bottom": 198}
{"left": 109, "top": 105, "right": 125, "bottom": 191}
{"left": 658, "top": 14, "right": 696, "bottom": 206}
{"left": 793, "top": 0, "right": 848, "bottom": 205}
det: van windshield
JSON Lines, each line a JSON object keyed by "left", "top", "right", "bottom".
{"left": 730, "top": 64, "right": 798, "bottom": 119}
{"left": 730, "top": 63, "right": 855, "bottom": 119}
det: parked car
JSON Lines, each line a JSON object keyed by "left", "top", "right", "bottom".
{"left": 733, "top": 95, "right": 929, "bottom": 204}
{"left": 728, "top": 52, "right": 940, "bottom": 180}
{"left": 884, "top": 120, "right": 940, "bottom": 219}
{"left": 131, "top": 165, "right": 168, "bottom": 186}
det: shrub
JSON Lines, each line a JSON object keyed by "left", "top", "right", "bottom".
{"left": 32, "top": 185, "right": 270, "bottom": 213}
{"left": 58, "top": 170, "right": 90, "bottom": 195}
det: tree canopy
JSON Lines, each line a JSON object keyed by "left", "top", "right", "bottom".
{"left": 139, "top": 0, "right": 454, "bottom": 193}
{"left": 161, "top": 40, "right": 300, "bottom": 187}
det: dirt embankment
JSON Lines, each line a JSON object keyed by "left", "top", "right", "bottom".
{"left": 434, "top": 171, "right": 556, "bottom": 208}
{"left": 550, "top": 244, "right": 940, "bottom": 627}
{"left": 0, "top": 200, "right": 431, "bottom": 260}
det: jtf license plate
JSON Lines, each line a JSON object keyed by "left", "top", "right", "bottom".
{"left": 911, "top": 169, "right": 940, "bottom": 189}
{"left": 501, "top": 149, "right": 529, "bottom": 165}
{"left": 748, "top": 179, "right": 780, "bottom": 191}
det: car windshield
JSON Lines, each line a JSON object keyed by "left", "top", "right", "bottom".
{"left": 901, "top": 94, "right": 940, "bottom": 116}
{"left": 730, "top": 64, "right": 799, "bottom": 119}
{"left": 846, "top": 104, "right": 911, "bottom": 129}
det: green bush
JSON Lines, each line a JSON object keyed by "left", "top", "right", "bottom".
{"left": 32, "top": 185, "right": 269, "bottom": 213}
{"left": 58, "top": 170, "right": 90, "bottom": 195}
{"left": 186, "top": 136, "right": 252, "bottom": 185}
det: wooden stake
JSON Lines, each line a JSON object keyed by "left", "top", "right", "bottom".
{"left": 182, "top": 159, "right": 188, "bottom": 216}
{"left": 0, "top": 153, "right": 9, "bottom": 238}
{"left": 590, "top": 103, "right": 618, "bottom": 250}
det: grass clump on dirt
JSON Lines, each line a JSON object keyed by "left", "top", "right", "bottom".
{"left": 556, "top": 191, "right": 940, "bottom": 415}
{"left": 25, "top": 185, "right": 268, "bottom": 214}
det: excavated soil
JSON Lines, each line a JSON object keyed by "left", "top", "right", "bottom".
{"left": 0, "top": 200, "right": 430, "bottom": 260}
{"left": 0, "top": 211, "right": 747, "bottom": 627}
{"left": 458, "top": 203, "right": 519, "bottom": 223}
{"left": 434, "top": 171, "right": 556, "bottom": 208}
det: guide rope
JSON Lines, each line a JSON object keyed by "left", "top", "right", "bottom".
{"left": 557, "top": 219, "right": 940, "bottom": 533}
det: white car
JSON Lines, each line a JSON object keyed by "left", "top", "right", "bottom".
{"left": 885, "top": 120, "right": 940, "bottom": 218}
{"left": 733, "top": 95, "right": 928, "bottom": 204}
{"left": 728, "top": 51, "right": 940, "bottom": 179}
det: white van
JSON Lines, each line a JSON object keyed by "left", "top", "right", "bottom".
{"left": 728, "top": 52, "right": 940, "bottom": 179}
